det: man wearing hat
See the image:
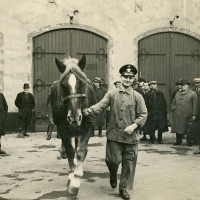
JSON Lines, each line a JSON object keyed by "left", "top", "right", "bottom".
{"left": 83, "top": 64, "right": 147, "bottom": 200}
{"left": 92, "top": 77, "right": 107, "bottom": 137}
{"left": 193, "top": 78, "right": 200, "bottom": 153}
{"left": 114, "top": 81, "right": 121, "bottom": 88}
{"left": 144, "top": 81, "right": 168, "bottom": 144}
{"left": 0, "top": 90, "right": 8, "bottom": 154}
{"left": 171, "top": 79, "right": 198, "bottom": 146}
{"left": 134, "top": 78, "right": 146, "bottom": 96}
{"left": 15, "top": 83, "right": 35, "bottom": 137}
{"left": 171, "top": 79, "right": 182, "bottom": 103}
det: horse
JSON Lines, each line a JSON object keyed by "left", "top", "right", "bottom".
{"left": 50, "top": 55, "right": 96, "bottom": 196}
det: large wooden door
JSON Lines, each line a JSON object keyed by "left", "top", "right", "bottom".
{"left": 33, "top": 29, "right": 108, "bottom": 131}
{"left": 138, "top": 32, "right": 200, "bottom": 120}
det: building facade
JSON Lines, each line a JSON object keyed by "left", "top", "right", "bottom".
{"left": 0, "top": 0, "right": 200, "bottom": 131}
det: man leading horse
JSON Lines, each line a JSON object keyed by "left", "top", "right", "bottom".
{"left": 83, "top": 64, "right": 147, "bottom": 200}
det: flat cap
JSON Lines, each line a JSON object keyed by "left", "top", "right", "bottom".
{"left": 175, "top": 79, "right": 182, "bottom": 85}
{"left": 149, "top": 81, "right": 157, "bottom": 85}
{"left": 119, "top": 64, "right": 137, "bottom": 76}
{"left": 194, "top": 78, "right": 200, "bottom": 83}
{"left": 114, "top": 81, "right": 121, "bottom": 85}
{"left": 93, "top": 77, "right": 101, "bottom": 83}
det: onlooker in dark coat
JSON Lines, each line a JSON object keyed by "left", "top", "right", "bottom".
{"left": 193, "top": 78, "right": 200, "bottom": 153}
{"left": 140, "top": 81, "right": 151, "bottom": 141}
{"left": 15, "top": 83, "right": 35, "bottom": 137}
{"left": 93, "top": 77, "right": 107, "bottom": 137}
{"left": 0, "top": 92, "right": 8, "bottom": 154}
{"left": 171, "top": 79, "right": 198, "bottom": 146}
{"left": 146, "top": 81, "right": 168, "bottom": 144}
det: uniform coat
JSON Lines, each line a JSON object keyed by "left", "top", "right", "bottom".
{"left": 88, "top": 86, "right": 147, "bottom": 190}
{"left": 15, "top": 92, "right": 35, "bottom": 129}
{"left": 0, "top": 93, "right": 8, "bottom": 136}
{"left": 94, "top": 87, "right": 107, "bottom": 126}
{"left": 90, "top": 87, "right": 147, "bottom": 144}
{"left": 171, "top": 89, "right": 198, "bottom": 135}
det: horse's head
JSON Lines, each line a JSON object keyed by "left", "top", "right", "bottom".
{"left": 55, "top": 55, "right": 87, "bottom": 126}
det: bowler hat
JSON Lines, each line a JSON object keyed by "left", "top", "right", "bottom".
{"left": 93, "top": 77, "right": 101, "bottom": 83}
{"left": 23, "top": 83, "right": 30, "bottom": 89}
{"left": 119, "top": 64, "right": 137, "bottom": 76}
{"left": 149, "top": 81, "right": 157, "bottom": 85}
{"left": 180, "top": 79, "right": 190, "bottom": 85}
{"left": 175, "top": 79, "right": 182, "bottom": 85}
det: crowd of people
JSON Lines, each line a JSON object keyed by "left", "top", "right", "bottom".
{"left": 112, "top": 77, "right": 200, "bottom": 155}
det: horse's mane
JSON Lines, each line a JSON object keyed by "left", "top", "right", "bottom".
{"left": 57, "top": 57, "right": 88, "bottom": 100}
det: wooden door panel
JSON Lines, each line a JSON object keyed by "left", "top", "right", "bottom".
{"left": 33, "top": 29, "right": 108, "bottom": 131}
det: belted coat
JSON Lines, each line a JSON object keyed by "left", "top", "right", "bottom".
{"left": 171, "top": 89, "right": 198, "bottom": 135}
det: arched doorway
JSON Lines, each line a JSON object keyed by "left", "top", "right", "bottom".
{"left": 33, "top": 28, "right": 108, "bottom": 131}
{"left": 138, "top": 32, "right": 200, "bottom": 120}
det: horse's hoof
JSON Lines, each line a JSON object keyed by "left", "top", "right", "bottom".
{"left": 67, "top": 186, "right": 79, "bottom": 196}
{"left": 46, "top": 134, "right": 51, "bottom": 140}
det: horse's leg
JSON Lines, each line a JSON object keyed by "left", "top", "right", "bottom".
{"left": 67, "top": 131, "right": 90, "bottom": 196}
{"left": 62, "top": 137, "right": 76, "bottom": 191}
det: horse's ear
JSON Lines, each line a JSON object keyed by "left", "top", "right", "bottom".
{"left": 55, "top": 58, "right": 66, "bottom": 73}
{"left": 78, "top": 55, "right": 86, "bottom": 71}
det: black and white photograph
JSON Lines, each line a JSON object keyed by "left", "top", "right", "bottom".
{"left": 0, "top": 0, "right": 200, "bottom": 200}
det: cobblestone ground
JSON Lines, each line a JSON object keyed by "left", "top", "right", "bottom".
{"left": 0, "top": 130, "right": 199, "bottom": 200}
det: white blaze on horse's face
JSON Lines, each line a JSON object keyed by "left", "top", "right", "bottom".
{"left": 68, "top": 74, "right": 77, "bottom": 94}
{"left": 67, "top": 73, "right": 82, "bottom": 126}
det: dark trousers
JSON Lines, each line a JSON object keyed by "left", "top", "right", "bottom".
{"left": 105, "top": 140, "right": 138, "bottom": 190}
{"left": 176, "top": 133, "right": 182, "bottom": 144}
{"left": 149, "top": 119, "right": 163, "bottom": 143}
{"left": 19, "top": 115, "right": 31, "bottom": 134}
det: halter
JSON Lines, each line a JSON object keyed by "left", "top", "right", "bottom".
{"left": 62, "top": 94, "right": 86, "bottom": 101}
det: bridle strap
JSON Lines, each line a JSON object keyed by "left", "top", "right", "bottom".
{"left": 62, "top": 94, "right": 86, "bottom": 101}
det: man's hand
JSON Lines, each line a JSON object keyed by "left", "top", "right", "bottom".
{"left": 124, "top": 123, "right": 138, "bottom": 135}
{"left": 82, "top": 109, "right": 91, "bottom": 116}
{"left": 192, "top": 116, "right": 196, "bottom": 121}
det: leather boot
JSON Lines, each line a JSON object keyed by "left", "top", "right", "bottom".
{"left": 46, "top": 123, "right": 54, "bottom": 140}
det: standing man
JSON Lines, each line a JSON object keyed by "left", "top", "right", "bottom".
{"left": 140, "top": 81, "right": 151, "bottom": 141}
{"left": 15, "top": 83, "right": 35, "bottom": 137}
{"left": 193, "top": 78, "right": 200, "bottom": 153}
{"left": 0, "top": 91, "right": 8, "bottom": 154}
{"left": 171, "top": 79, "right": 198, "bottom": 146}
{"left": 92, "top": 77, "right": 107, "bottom": 137}
{"left": 147, "top": 81, "right": 168, "bottom": 144}
{"left": 83, "top": 65, "right": 147, "bottom": 200}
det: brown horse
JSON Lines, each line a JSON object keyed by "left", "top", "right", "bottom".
{"left": 50, "top": 55, "right": 96, "bottom": 196}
